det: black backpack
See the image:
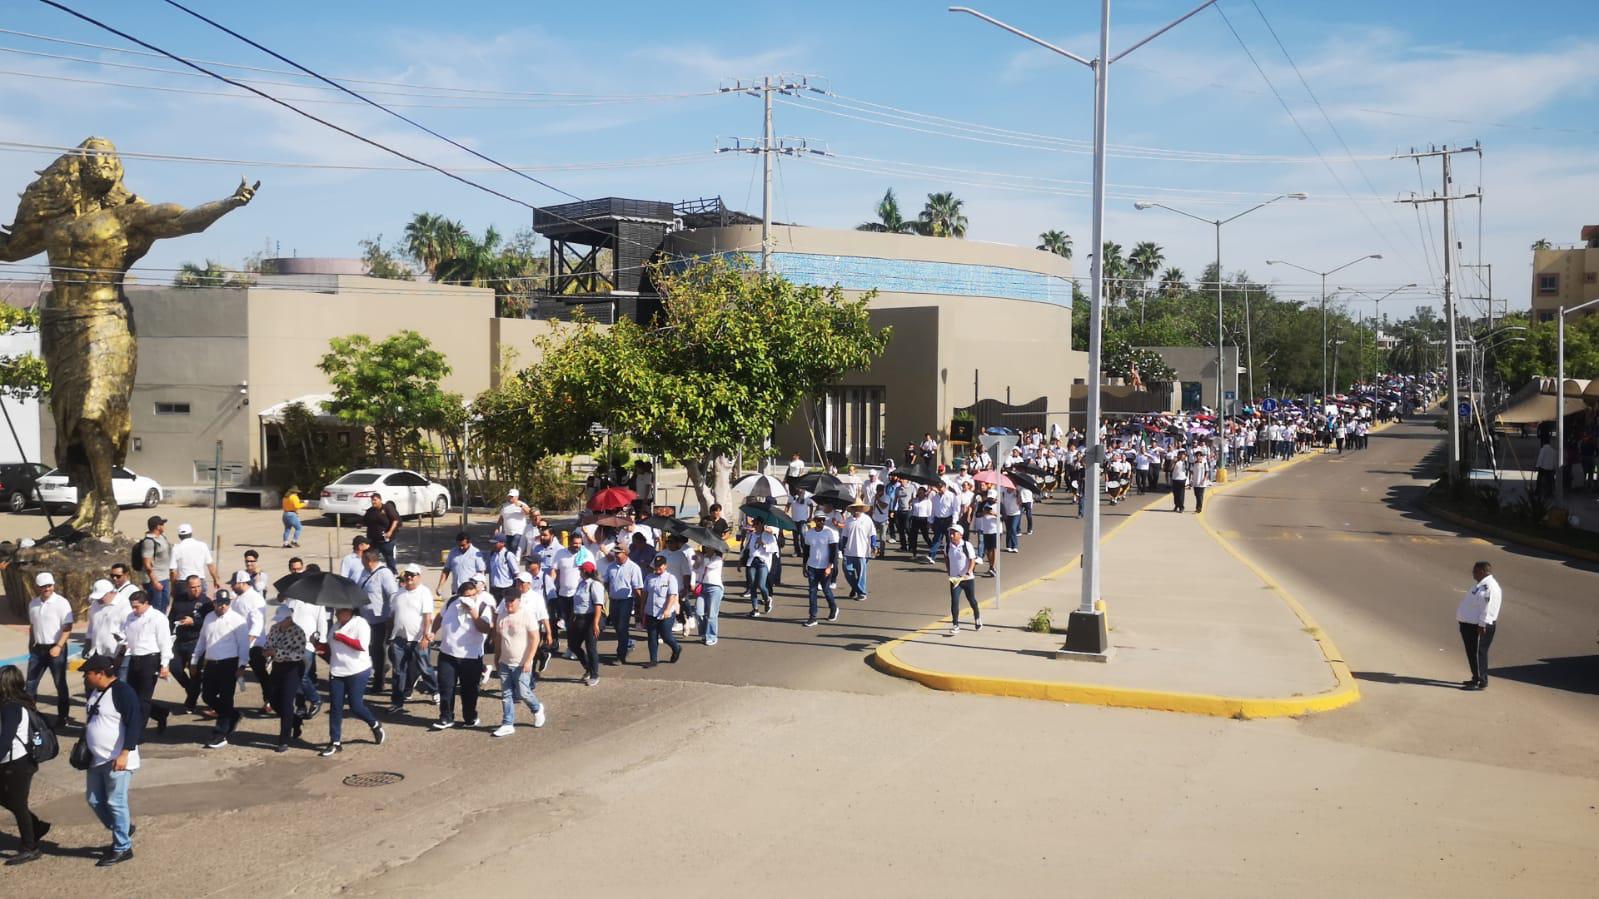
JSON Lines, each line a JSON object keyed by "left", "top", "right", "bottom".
{"left": 21, "top": 704, "right": 59, "bottom": 764}
{"left": 130, "top": 535, "right": 156, "bottom": 573}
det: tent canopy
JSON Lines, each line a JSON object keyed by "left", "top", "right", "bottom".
{"left": 1495, "top": 393, "right": 1585, "bottom": 425}
{"left": 257, "top": 393, "right": 339, "bottom": 425}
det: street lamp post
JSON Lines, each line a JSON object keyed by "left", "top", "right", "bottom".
{"left": 1266, "top": 254, "right": 1382, "bottom": 408}
{"left": 1133, "top": 193, "right": 1306, "bottom": 453}
{"left": 1337, "top": 283, "right": 1418, "bottom": 383}
{"left": 951, "top": 0, "right": 1218, "bottom": 659}
{"left": 1557, "top": 299, "right": 1599, "bottom": 503}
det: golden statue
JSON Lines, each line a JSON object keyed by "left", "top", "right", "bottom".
{"left": 0, "top": 138, "right": 257, "bottom": 538}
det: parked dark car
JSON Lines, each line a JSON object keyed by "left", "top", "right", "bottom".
{"left": 0, "top": 462, "right": 52, "bottom": 513}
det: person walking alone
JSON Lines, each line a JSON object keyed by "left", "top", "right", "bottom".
{"left": 944, "top": 525, "right": 983, "bottom": 635}
{"left": 1456, "top": 561, "right": 1502, "bottom": 691}
{"left": 0, "top": 665, "right": 50, "bottom": 866}
{"left": 79, "top": 654, "right": 141, "bottom": 866}
{"left": 281, "top": 486, "right": 305, "bottom": 548}
{"left": 317, "top": 607, "right": 385, "bottom": 756}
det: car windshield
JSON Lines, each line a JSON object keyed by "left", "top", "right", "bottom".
{"left": 334, "top": 473, "right": 381, "bottom": 486}
{"left": 44, "top": 469, "right": 64, "bottom": 478}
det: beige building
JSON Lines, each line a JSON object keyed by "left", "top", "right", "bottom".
{"left": 1531, "top": 226, "right": 1599, "bottom": 323}
{"left": 1141, "top": 346, "right": 1243, "bottom": 412}
{"left": 664, "top": 224, "right": 1085, "bottom": 463}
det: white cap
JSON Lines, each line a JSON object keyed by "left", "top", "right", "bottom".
{"left": 948, "top": 524, "right": 964, "bottom": 535}
{"left": 18, "top": 538, "right": 34, "bottom": 548}
{"left": 515, "top": 571, "right": 533, "bottom": 584}
{"left": 471, "top": 572, "right": 488, "bottom": 585}
{"left": 89, "top": 578, "right": 114, "bottom": 600}
{"left": 507, "top": 488, "right": 519, "bottom": 497}
{"left": 35, "top": 571, "right": 54, "bottom": 587}
{"left": 231, "top": 569, "right": 251, "bottom": 585}
{"left": 402, "top": 562, "right": 423, "bottom": 575}
{"left": 177, "top": 523, "right": 194, "bottom": 535}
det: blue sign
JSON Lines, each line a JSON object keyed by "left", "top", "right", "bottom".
{"left": 1261, "top": 398, "right": 1279, "bottom": 413}
{"left": 1458, "top": 402, "right": 1472, "bottom": 418}
{"left": 1223, "top": 390, "right": 1236, "bottom": 401}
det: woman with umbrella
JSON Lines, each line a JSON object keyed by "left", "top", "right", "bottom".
{"left": 316, "top": 605, "right": 385, "bottom": 757}
{"left": 742, "top": 524, "right": 778, "bottom": 617}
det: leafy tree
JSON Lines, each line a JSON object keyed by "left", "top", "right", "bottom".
{"left": 1037, "top": 229, "right": 1072, "bottom": 258}
{"left": 174, "top": 259, "right": 253, "bottom": 288}
{"left": 1099, "top": 241, "right": 1127, "bottom": 303}
{"left": 857, "top": 189, "right": 917, "bottom": 234}
{"left": 1103, "top": 331, "right": 1176, "bottom": 381}
{"left": 1159, "top": 266, "right": 1186, "bottom": 296}
{"left": 1530, "top": 238, "right": 1552, "bottom": 251}
{"left": 318, "top": 330, "right": 462, "bottom": 466}
{"left": 0, "top": 298, "right": 46, "bottom": 401}
{"left": 1490, "top": 312, "right": 1599, "bottom": 386}
{"left": 917, "top": 192, "right": 967, "bottom": 238}
{"left": 358, "top": 234, "right": 416, "bottom": 280}
{"left": 434, "top": 224, "right": 548, "bottom": 317}
{"left": 492, "top": 256, "right": 891, "bottom": 512}
{"left": 404, "top": 211, "right": 470, "bottom": 278}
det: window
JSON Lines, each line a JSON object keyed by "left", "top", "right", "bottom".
{"left": 154, "top": 401, "right": 190, "bottom": 415}
{"left": 817, "top": 387, "right": 887, "bottom": 465}
{"left": 384, "top": 472, "right": 428, "bottom": 486}
{"left": 1537, "top": 274, "right": 1559, "bottom": 295}
{"left": 1538, "top": 311, "right": 1555, "bottom": 323}
{"left": 1586, "top": 272, "right": 1596, "bottom": 284}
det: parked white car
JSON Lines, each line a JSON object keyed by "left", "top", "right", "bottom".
{"left": 319, "top": 468, "right": 451, "bottom": 519}
{"left": 35, "top": 466, "right": 164, "bottom": 511}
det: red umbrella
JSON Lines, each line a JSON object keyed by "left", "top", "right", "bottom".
{"left": 973, "top": 470, "right": 1016, "bottom": 490}
{"left": 588, "top": 486, "right": 637, "bottom": 511}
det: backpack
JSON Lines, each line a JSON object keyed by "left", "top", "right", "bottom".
{"left": 131, "top": 535, "right": 155, "bottom": 573}
{"left": 21, "top": 704, "right": 59, "bottom": 764}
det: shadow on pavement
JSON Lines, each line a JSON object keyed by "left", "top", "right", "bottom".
{"left": 1488, "top": 655, "right": 1599, "bottom": 696}
{"left": 1352, "top": 671, "right": 1462, "bottom": 689}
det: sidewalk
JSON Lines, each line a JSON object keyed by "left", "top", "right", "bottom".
{"left": 872, "top": 445, "right": 1363, "bottom": 719}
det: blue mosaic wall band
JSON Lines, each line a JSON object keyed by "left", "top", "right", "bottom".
{"left": 682, "top": 251, "right": 1073, "bottom": 308}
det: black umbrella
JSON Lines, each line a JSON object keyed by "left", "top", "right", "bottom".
{"left": 273, "top": 571, "right": 368, "bottom": 609}
{"left": 1003, "top": 470, "right": 1041, "bottom": 493}
{"left": 1011, "top": 463, "right": 1050, "bottom": 479}
{"left": 811, "top": 490, "right": 858, "bottom": 510}
{"left": 642, "top": 514, "right": 694, "bottom": 538}
{"left": 679, "top": 525, "right": 731, "bottom": 554}
{"left": 895, "top": 463, "right": 944, "bottom": 487}
{"left": 742, "top": 502, "right": 800, "bottom": 533}
{"left": 788, "top": 472, "right": 849, "bottom": 496}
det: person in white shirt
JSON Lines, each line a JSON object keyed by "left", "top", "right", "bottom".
{"left": 431, "top": 579, "right": 494, "bottom": 729}
{"left": 691, "top": 547, "right": 725, "bottom": 646}
{"left": 226, "top": 569, "right": 271, "bottom": 713}
{"left": 785, "top": 453, "right": 808, "bottom": 480}
{"left": 944, "top": 525, "right": 983, "bottom": 634}
{"left": 549, "top": 533, "right": 591, "bottom": 656}
{"left": 1456, "top": 561, "right": 1503, "bottom": 691}
{"left": 840, "top": 504, "right": 876, "bottom": 601}
{"left": 191, "top": 592, "right": 249, "bottom": 749}
{"left": 641, "top": 555, "right": 681, "bottom": 667}
{"left": 79, "top": 655, "right": 142, "bottom": 866}
{"left": 386, "top": 563, "right": 438, "bottom": 713}
{"left": 743, "top": 525, "right": 778, "bottom": 617}
{"left": 107, "top": 563, "right": 140, "bottom": 605}
{"left": 789, "top": 490, "right": 814, "bottom": 559}
{"left": 569, "top": 562, "right": 606, "bottom": 684}
{"left": 317, "top": 606, "right": 384, "bottom": 757}
{"left": 120, "top": 590, "right": 172, "bottom": 734}
{"left": 928, "top": 485, "right": 958, "bottom": 562}
{"left": 1170, "top": 451, "right": 1189, "bottom": 513}
{"left": 25, "top": 572, "right": 74, "bottom": 727}
{"left": 801, "top": 516, "right": 839, "bottom": 627}
{"left": 496, "top": 488, "right": 532, "bottom": 555}
{"left": 1192, "top": 451, "right": 1213, "bottom": 514}
{"left": 168, "top": 524, "right": 220, "bottom": 595}
{"left": 84, "top": 579, "right": 131, "bottom": 672}
{"left": 493, "top": 573, "right": 551, "bottom": 736}
{"left": 603, "top": 548, "right": 645, "bottom": 663}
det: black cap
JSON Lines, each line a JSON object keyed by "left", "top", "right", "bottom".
{"left": 147, "top": 515, "right": 167, "bottom": 529}
{"left": 81, "top": 654, "right": 118, "bottom": 674}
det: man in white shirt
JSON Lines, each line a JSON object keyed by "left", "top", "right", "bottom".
{"left": 945, "top": 524, "right": 983, "bottom": 634}
{"left": 492, "top": 572, "right": 551, "bottom": 736}
{"left": 496, "top": 489, "right": 532, "bottom": 555}
{"left": 789, "top": 490, "right": 814, "bottom": 559}
{"left": 1456, "top": 561, "right": 1503, "bottom": 691}
{"left": 927, "top": 485, "right": 958, "bottom": 563}
{"left": 386, "top": 562, "right": 438, "bottom": 713}
{"left": 85, "top": 578, "right": 131, "bottom": 671}
{"left": 1535, "top": 439, "right": 1557, "bottom": 499}
{"left": 168, "top": 523, "right": 220, "bottom": 595}
{"left": 431, "top": 578, "right": 494, "bottom": 729}
{"left": 226, "top": 569, "right": 271, "bottom": 712}
{"left": 79, "top": 654, "right": 142, "bottom": 866}
{"left": 603, "top": 547, "right": 644, "bottom": 664}
{"left": 841, "top": 503, "right": 877, "bottom": 601}
{"left": 785, "top": 453, "right": 808, "bottom": 480}
{"left": 801, "top": 516, "right": 840, "bottom": 627}
{"left": 192, "top": 591, "right": 250, "bottom": 748}
{"left": 549, "top": 533, "right": 592, "bottom": 656}
{"left": 27, "top": 572, "right": 75, "bottom": 726}
{"left": 121, "top": 590, "right": 173, "bottom": 734}
{"left": 108, "top": 563, "right": 140, "bottom": 605}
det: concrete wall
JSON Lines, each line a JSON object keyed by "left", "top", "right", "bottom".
{"left": 1531, "top": 246, "right": 1599, "bottom": 322}
{"left": 488, "top": 317, "right": 590, "bottom": 389}
{"left": 1143, "top": 346, "right": 1241, "bottom": 412}
{"left": 0, "top": 329, "right": 41, "bottom": 464}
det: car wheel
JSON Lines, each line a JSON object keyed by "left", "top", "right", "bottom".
{"left": 143, "top": 488, "right": 160, "bottom": 508}
{"left": 431, "top": 495, "right": 448, "bottom": 518}
{"left": 7, "top": 492, "right": 24, "bottom": 513}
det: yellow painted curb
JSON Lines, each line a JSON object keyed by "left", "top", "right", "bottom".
{"left": 871, "top": 439, "right": 1362, "bottom": 719}
{"left": 1419, "top": 499, "right": 1599, "bottom": 565}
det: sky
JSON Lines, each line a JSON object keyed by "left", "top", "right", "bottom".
{"left": 2, "top": 0, "right": 1595, "bottom": 322}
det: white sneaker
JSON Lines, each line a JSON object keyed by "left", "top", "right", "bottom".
{"left": 948, "top": 624, "right": 960, "bottom": 635}
{"left": 491, "top": 724, "right": 515, "bottom": 738}
{"left": 975, "top": 618, "right": 984, "bottom": 631}
{"left": 533, "top": 707, "right": 547, "bottom": 728}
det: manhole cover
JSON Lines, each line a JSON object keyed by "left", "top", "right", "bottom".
{"left": 343, "top": 771, "right": 405, "bottom": 788}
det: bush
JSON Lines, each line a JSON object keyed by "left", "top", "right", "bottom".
{"left": 1025, "top": 607, "right": 1053, "bottom": 633}
{"left": 526, "top": 456, "right": 584, "bottom": 511}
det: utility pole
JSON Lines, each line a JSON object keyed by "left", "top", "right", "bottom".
{"left": 1396, "top": 143, "right": 1482, "bottom": 482}
{"left": 718, "top": 75, "right": 827, "bottom": 272}
{"left": 1462, "top": 262, "right": 1494, "bottom": 329}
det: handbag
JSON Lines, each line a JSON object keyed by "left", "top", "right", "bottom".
{"left": 68, "top": 690, "right": 108, "bottom": 771}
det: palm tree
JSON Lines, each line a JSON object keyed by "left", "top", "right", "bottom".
{"left": 1099, "top": 241, "right": 1127, "bottom": 303}
{"left": 857, "top": 189, "right": 917, "bottom": 234}
{"left": 1531, "top": 238, "right": 1552, "bottom": 251}
{"left": 1037, "top": 230, "right": 1073, "bottom": 258}
{"left": 917, "top": 192, "right": 968, "bottom": 238}
{"left": 1129, "top": 241, "right": 1164, "bottom": 285}
{"left": 1159, "top": 266, "right": 1186, "bottom": 296}
{"left": 404, "top": 212, "right": 470, "bottom": 278}
{"left": 173, "top": 259, "right": 252, "bottom": 288}
{"left": 434, "top": 225, "right": 504, "bottom": 288}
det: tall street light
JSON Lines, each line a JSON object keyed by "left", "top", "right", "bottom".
{"left": 951, "top": 0, "right": 1218, "bottom": 660}
{"left": 1337, "top": 283, "right": 1417, "bottom": 383}
{"left": 1265, "top": 254, "right": 1382, "bottom": 407}
{"left": 1134, "top": 194, "right": 1306, "bottom": 447}
{"left": 1557, "top": 299, "right": 1599, "bottom": 504}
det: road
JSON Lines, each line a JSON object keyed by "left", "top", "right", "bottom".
{"left": 1210, "top": 419, "right": 1599, "bottom": 777}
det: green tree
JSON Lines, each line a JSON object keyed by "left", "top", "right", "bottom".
{"left": 435, "top": 225, "right": 548, "bottom": 317}
{"left": 1102, "top": 331, "right": 1176, "bottom": 381}
{"left": 1159, "top": 266, "right": 1186, "bottom": 296}
{"left": 1530, "top": 238, "right": 1552, "bottom": 251}
{"left": 174, "top": 259, "right": 253, "bottom": 288}
{"left": 0, "top": 298, "right": 46, "bottom": 401}
{"left": 1037, "top": 229, "right": 1073, "bottom": 258}
{"left": 1099, "top": 241, "right": 1127, "bottom": 303}
{"left": 917, "top": 192, "right": 968, "bottom": 238}
{"left": 1129, "top": 241, "right": 1164, "bottom": 284}
{"left": 495, "top": 256, "right": 891, "bottom": 511}
{"left": 857, "top": 188, "right": 917, "bottom": 234}
{"left": 358, "top": 234, "right": 416, "bottom": 280}
{"left": 404, "top": 211, "right": 470, "bottom": 278}
{"left": 318, "top": 330, "right": 461, "bottom": 466}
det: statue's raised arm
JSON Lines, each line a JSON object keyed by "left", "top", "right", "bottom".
{"left": 126, "top": 177, "right": 259, "bottom": 242}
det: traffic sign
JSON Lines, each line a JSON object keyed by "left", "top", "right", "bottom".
{"left": 1261, "top": 398, "right": 1279, "bottom": 413}
{"left": 1458, "top": 402, "right": 1472, "bottom": 418}
{"left": 1223, "top": 390, "right": 1236, "bottom": 401}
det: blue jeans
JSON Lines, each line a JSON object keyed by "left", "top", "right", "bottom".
{"left": 699, "top": 584, "right": 723, "bottom": 645}
{"left": 282, "top": 510, "right": 302, "bottom": 543}
{"left": 645, "top": 615, "right": 679, "bottom": 662}
{"left": 1004, "top": 514, "right": 1021, "bottom": 551}
{"left": 747, "top": 559, "right": 769, "bottom": 610}
{"left": 388, "top": 639, "right": 438, "bottom": 704}
{"left": 85, "top": 763, "right": 133, "bottom": 852}
{"left": 497, "top": 663, "right": 542, "bottom": 725}
{"left": 328, "top": 669, "right": 376, "bottom": 743}
{"left": 842, "top": 555, "right": 868, "bottom": 596}
{"left": 806, "top": 565, "right": 836, "bottom": 620}
{"left": 25, "top": 644, "right": 69, "bottom": 720}
{"left": 144, "top": 578, "right": 170, "bottom": 614}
